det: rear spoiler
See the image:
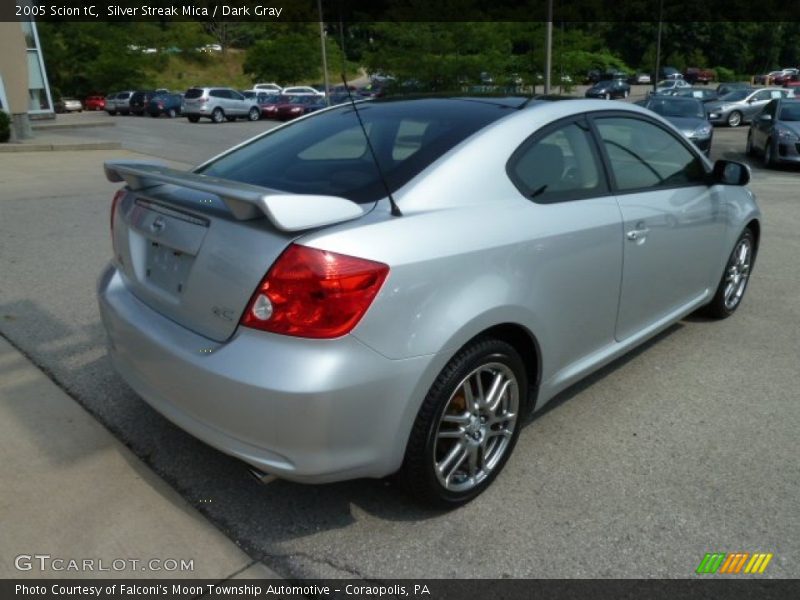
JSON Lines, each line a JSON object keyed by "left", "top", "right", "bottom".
{"left": 104, "top": 160, "right": 365, "bottom": 232}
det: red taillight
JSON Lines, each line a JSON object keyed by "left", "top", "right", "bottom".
{"left": 241, "top": 244, "right": 389, "bottom": 339}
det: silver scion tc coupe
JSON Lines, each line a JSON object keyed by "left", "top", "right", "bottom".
{"left": 98, "top": 97, "right": 760, "bottom": 507}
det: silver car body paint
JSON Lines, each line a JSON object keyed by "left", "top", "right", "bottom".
{"left": 98, "top": 98, "right": 760, "bottom": 483}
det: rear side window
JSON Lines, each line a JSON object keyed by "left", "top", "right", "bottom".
{"left": 595, "top": 117, "right": 706, "bottom": 191}
{"left": 199, "top": 99, "right": 513, "bottom": 204}
{"left": 508, "top": 119, "right": 604, "bottom": 203}
{"left": 184, "top": 88, "right": 204, "bottom": 99}
{"left": 210, "top": 89, "right": 227, "bottom": 99}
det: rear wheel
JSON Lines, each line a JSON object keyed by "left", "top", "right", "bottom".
{"left": 398, "top": 338, "right": 527, "bottom": 508}
{"left": 211, "top": 108, "right": 225, "bottom": 124}
{"left": 745, "top": 133, "right": 755, "bottom": 156}
{"left": 727, "top": 110, "right": 742, "bottom": 127}
{"left": 703, "top": 228, "right": 756, "bottom": 319}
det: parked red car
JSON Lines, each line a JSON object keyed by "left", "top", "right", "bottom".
{"left": 276, "top": 95, "right": 327, "bottom": 121}
{"left": 683, "top": 68, "right": 715, "bottom": 85}
{"left": 84, "top": 95, "right": 106, "bottom": 111}
{"left": 262, "top": 95, "right": 294, "bottom": 119}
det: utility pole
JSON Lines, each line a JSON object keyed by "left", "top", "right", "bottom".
{"left": 318, "top": 0, "right": 330, "bottom": 106}
{"left": 544, "top": 0, "right": 553, "bottom": 95}
{"left": 654, "top": 0, "right": 663, "bottom": 95}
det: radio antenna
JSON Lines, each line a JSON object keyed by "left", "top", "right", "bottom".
{"left": 341, "top": 74, "right": 402, "bottom": 217}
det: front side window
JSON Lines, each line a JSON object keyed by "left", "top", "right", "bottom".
{"left": 509, "top": 119, "right": 603, "bottom": 203}
{"left": 595, "top": 117, "right": 706, "bottom": 192}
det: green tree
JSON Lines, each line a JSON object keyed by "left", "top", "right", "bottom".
{"left": 244, "top": 32, "right": 321, "bottom": 84}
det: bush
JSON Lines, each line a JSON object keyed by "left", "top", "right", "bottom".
{"left": 714, "top": 66, "right": 736, "bottom": 83}
{"left": 0, "top": 111, "right": 10, "bottom": 143}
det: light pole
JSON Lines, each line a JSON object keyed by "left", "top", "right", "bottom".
{"left": 654, "top": 0, "right": 663, "bottom": 95}
{"left": 544, "top": 0, "right": 553, "bottom": 95}
{"left": 318, "top": 0, "right": 330, "bottom": 106}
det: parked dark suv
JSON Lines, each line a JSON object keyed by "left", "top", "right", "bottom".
{"left": 147, "top": 92, "right": 183, "bottom": 118}
{"left": 129, "top": 90, "right": 157, "bottom": 116}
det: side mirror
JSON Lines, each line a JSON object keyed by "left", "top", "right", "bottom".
{"left": 712, "top": 160, "right": 750, "bottom": 186}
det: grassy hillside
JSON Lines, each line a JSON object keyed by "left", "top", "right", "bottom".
{"left": 143, "top": 51, "right": 362, "bottom": 92}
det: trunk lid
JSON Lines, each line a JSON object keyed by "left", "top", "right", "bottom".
{"left": 106, "top": 161, "right": 365, "bottom": 342}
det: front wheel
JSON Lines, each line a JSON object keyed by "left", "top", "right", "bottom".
{"left": 604, "top": 92, "right": 611, "bottom": 100}
{"left": 623, "top": 89, "right": 629, "bottom": 98}
{"left": 763, "top": 139, "right": 776, "bottom": 168}
{"left": 167, "top": 108, "right": 177, "bottom": 118}
{"left": 398, "top": 338, "right": 527, "bottom": 508}
{"left": 248, "top": 107, "right": 260, "bottom": 121}
{"left": 703, "top": 228, "right": 756, "bottom": 319}
{"left": 727, "top": 110, "right": 742, "bottom": 127}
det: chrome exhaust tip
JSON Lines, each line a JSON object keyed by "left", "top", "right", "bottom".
{"left": 248, "top": 467, "right": 278, "bottom": 485}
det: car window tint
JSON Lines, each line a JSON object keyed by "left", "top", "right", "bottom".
{"left": 510, "top": 120, "right": 602, "bottom": 202}
{"left": 596, "top": 117, "right": 706, "bottom": 191}
{"left": 185, "top": 88, "right": 203, "bottom": 99}
{"left": 210, "top": 89, "right": 225, "bottom": 99}
{"left": 772, "top": 90, "right": 787, "bottom": 99}
{"left": 752, "top": 91, "right": 770, "bottom": 101}
{"left": 199, "top": 99, "right": 512, "bottom": 204}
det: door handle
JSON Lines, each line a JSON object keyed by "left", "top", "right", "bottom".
{"left": 626, "top": 227, "right": 650, "bottom": 241}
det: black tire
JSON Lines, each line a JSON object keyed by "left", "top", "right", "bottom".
{"left": 149, "top": 112, "right": 158, "bottom": 118}
{"left": 398, "top": 338, "right": 528, "bottom": 508}
{"left": 248, "top": 106, "right": 260, "bottom": 121}
{"left": 727, "top": 110, "right": 742, "bottom": 127}
{"left": 763, "top": 139, "right": 775, "bottom": 168}
{"left": 211, "top": 108, "right": 225, "bottom": 124}
{"left": 702, "top": 228, "right": 756, "bottom": 319}
{"left": 745, "top": 133, "right": 755, "bottom": 156}
{"left": 107, "top": 111, "right": 116, "bottom": 116}
{"left": 226, "top": 116, "right": 237, "bottom": 122}
{"left": 187, "top": 115, "right": 200, "bottom": 123}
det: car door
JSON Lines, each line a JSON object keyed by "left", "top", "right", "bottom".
{"left": 591, "top": 114, "right": 726, "bottom": 341}
{"left": 744, "top": 90, "right": 773, "bottom": 120}
{"left": 228, "top": 89, "right": 247, "bottom": 116}
{"left": 506, "top": 116, "right": 624, "bottom": 379}
{"left": 751, "top": 99, "right": 778, "bottom": 152}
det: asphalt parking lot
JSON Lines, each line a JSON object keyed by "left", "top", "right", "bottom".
{"left": 1, "top": 108, "right": 798, "bottom": 579}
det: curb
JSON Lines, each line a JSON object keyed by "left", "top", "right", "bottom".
{"left": 0, "top": 141, "right": 122, "bottom": 152}
{"left": 32, "top": 120, "right": 116, "bottom": 131}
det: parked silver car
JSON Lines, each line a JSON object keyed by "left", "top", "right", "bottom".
{"left": 106, "top": 91, "right": 134, "bottom": 116}
{"left": 99, "top": 97, "right": 760, "bottom": 507}
{"left": 706, "top": 87, "right": 790, "bottom": 127}
{"left": 183, "top": 87, "right": 261, "bottom": 123}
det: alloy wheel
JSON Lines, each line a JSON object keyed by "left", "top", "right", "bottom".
{"left": 723, "top": 237, "right": 753, "bottom": 311}
{"left": 728, "top": 111, "right": 742, "bottom": 127}
{"left": 433, "top": 362, "right": 519, "bottom": 493}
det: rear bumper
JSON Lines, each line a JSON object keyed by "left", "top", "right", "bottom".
{"left": 97, "top": 264, "right": 435, "bottom": 483}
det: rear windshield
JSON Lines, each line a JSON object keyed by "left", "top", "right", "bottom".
{"left": 198, "top": 98, "right": 514, "bottom": 204}
{"left": 646, "top": 98, "right": 705, "bottom": 119}
{"left": 184, "top": 88, "right": 204, "bottom": 99}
